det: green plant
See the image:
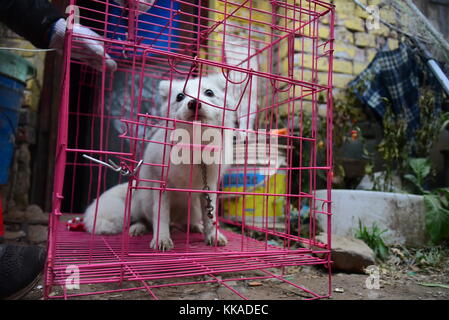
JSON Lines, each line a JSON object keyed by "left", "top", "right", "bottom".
{"left": 330, "top": 88, "right": 368, "bottom": 187}
{"left": 415, "top": 246, "right": 445, "bottom": 268}
{"left": 332, "top": 90, "right": 366, "bottom": 150}
{"left": 441, "top": 112, "right": 449, "bottom": 132}
{"left": 404, "top": 158, "right": 431, "bottom": 194}
{"left": 355, "top": 219, "right": 390, "bottom": 261}
{"left": 423, "top": 190, "right": 449, "bottom": 244}
{"left": 279, "top": 111, "right": 329, "bottom": 195}
{"left": 367, "top": 103, "right": 410, "bottom": 192}
{"left": 414, "top": 88, "right": 447, "bottom": 158}
{"left": 358, "top": 86, "right": 447, "bottom": 192}
{"left": 404, "top": 157, "right": 449, "bottom": 244}
{"left": 288, "top": 203, "right": 314, "bottom": 238}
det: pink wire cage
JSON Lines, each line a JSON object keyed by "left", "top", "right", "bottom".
{"left": 44, "top": 0, "right": 335, "bottom": 300}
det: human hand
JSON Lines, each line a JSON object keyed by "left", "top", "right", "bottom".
{"left": 114, "top": 0, "right": 156, "bottom": 13}
{"left": 49, "top": 18, "right": 117, "bottom": 72}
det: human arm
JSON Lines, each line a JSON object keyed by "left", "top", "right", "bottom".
{"left": 0, "top": 0, "right": 63, "bottom": 49}
{"left": 0, "top": 0, "right": 117, "bottom": 71}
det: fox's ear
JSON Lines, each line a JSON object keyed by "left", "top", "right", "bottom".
{"left": 207, "top": 72, "right": 242, "bottom": 92}
{"left": 158, "top": 80, "right": 173, "bottom": 117}
{"left": 158, "top": 80, "right": 171, "bottom": 100}
{"left": 207, "top": 73, "right": 226, "bottom": 89}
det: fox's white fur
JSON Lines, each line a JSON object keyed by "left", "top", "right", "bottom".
{"left": 223, "top": 27, "right": 260, "bottom": 131}
{"left": 83, "top": 181, "right": 147, "bottom": 236}
{"left": 83, "top": 74, "right": 239, "bottom": 250}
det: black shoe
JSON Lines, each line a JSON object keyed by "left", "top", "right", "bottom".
{"left": 0, "top": 244, "right": 46, "bottom": 300}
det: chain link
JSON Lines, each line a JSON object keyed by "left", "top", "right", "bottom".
{"left": 200, "top": 163, "right": 214, "bottom": 219}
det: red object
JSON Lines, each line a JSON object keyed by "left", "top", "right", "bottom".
{"left": 66, "top": 217, "right": 86, "bottom": 232}
{"left": 351, "top": 130, "right": 359, "bottom": 141}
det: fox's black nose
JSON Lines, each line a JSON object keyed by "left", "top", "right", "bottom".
{"left": 187, "top": 99, "right": 201, "bottom": 111}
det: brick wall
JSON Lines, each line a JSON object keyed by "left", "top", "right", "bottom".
{"left": 329, "top": 0, "right": 399, "bottom": 90}
{"left": 272, "top": 0, "right": 399, "bottom": 119}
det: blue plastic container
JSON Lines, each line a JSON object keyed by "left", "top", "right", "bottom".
{"left": 107, "top": 0, "right": 181, "bottom": 58}
{"left": 222, "top": 172, "right": 266, "bottom": 188}
{"left": 0, "top": 51, "right": 35, "bottom": 184}
{"left": 0, "top": 75, "right": 24, "bottom": 184}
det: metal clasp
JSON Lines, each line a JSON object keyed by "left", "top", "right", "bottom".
{"left": 82, "top": 154, "right": 143, "bottom": 177}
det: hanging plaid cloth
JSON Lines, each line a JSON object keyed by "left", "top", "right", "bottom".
{"left": 349, "top": 43, "right": 442, "bottom": 134}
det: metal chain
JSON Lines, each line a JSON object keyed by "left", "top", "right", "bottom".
{"left": 200, "top": 163, "right": 214, "bottom": 219}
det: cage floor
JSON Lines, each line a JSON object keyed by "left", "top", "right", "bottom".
{"left": 46, "top": 218, "right": 330, "bottom": 299}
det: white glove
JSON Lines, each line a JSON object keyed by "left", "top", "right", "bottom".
{"left": 114, "top": 0, "right": 155, "bottom": 13}
{"left": 49, "top": 18, "right": 117, "bottom": 72}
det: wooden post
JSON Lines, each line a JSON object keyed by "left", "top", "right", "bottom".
{"left": 30, "top": 1, "right": 69, "bottom": 211}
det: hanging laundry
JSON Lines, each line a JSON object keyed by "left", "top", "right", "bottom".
{"left": 349, "top": 43, "right": 442, "bottom": 134}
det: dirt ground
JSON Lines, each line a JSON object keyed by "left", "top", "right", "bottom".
{"left": 5, "top": 216, "right": 449, "bottom": 301}
{"left": 22, "top": 261, "right": 449, "bottom": 300}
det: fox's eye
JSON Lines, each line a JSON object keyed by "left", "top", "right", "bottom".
{"left": 204, "top": 89, "right": 214, "bottom": 97}
{"left": 176, "top": 93, "right": 185, "bottom": 102}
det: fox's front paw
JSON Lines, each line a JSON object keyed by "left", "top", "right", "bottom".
{"left": 150, "top": 235, "right": 174, "bottom": 251}
{"left": 205, "top": 231, "right": 228, "bottom": 246}
{"left": 129, "top": 222, "right": 148, "bottom": 236}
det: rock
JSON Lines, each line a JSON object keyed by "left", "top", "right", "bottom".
{"left": 316, "top": 233, "right": 375, "bottom": 274}
{"left": 11, "top": 143, "right": 31, "bottom": 209}
{"left": 4, "top": 230, "right": 26, "bottom": 240}
{"left": 25, "top": 204, "right": 48, "bottom": 222}
{"left": 5, "top": 205, "right": 48, "bottom": 223}
{"left": 26, "top": 204, "right": 43, "bottom": 215}
{"left": 5, "top": 209, "right": 26, "bottom": 221}
{"left": 248, "top": 281, "right": 263, "bottom": 287}
{"left": 27, "top": 225, "right": 48, "bottom": 243}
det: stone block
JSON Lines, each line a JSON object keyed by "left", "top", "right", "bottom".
{"left": 333, "top": 59, "right": 353, "bottom": 74}
{"left": 354, "top": 32, "right": 376, "bottom": 48}
{"left": 353, "top": 61, "right": 368, "bottom": 74}
{"left": 334, "top": 43, "right": 357, "bottom": 60}
{"left": 334, "top": 26, "right": 355, "bottom": 45}
{"left": 344, "top": 17, "right": 366, "bottom": 32}
{"left": 316, "top": 189, "right": 429, "bottom": 246}
{"left": 388, "top": 38, "right": 399, "bottom": 50}
{"left": 332, "top": 73, "right": 355, "bottom": 89}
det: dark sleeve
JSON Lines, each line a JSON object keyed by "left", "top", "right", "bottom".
{"left": 0, "top": 0, "right": 64, "bottom": 48}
